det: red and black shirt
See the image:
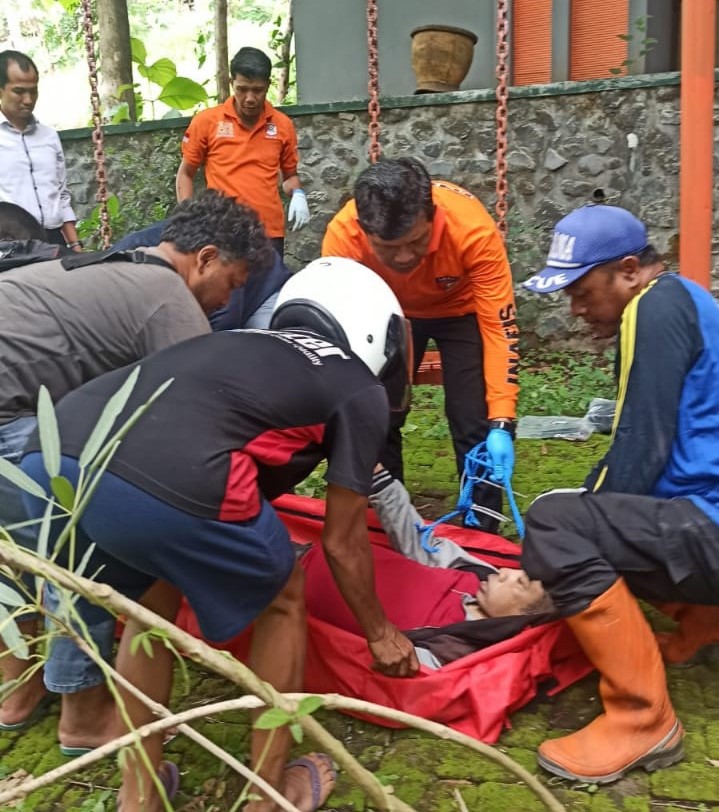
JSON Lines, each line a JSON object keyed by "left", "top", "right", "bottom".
{"left": 46, "top": 330, "right": 390, "bottom": 520}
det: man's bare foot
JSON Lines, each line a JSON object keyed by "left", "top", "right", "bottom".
{"left": 283, "top": 753, "right": 336, "bottom": 812}
{"left": 0, "top": 669, "right": 48, "bottom": 728}
{"left": 57, "top": 683, "right": 119, "bottom": 751}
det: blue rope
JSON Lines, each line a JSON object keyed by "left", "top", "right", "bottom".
{"left": 418, "top": 442, "right": 525, "bottom": 553}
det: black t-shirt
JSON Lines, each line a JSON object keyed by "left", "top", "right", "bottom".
{"left": 40, "top": 330, "right": 390, "bottom": 520}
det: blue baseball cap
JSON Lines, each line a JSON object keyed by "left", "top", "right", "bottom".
{"left": 524, "top": 205, "right": 649, "bottom": 294}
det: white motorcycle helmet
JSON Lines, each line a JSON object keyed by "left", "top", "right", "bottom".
{"left": 270, "top": 256, "right": 413, "bottom": 411}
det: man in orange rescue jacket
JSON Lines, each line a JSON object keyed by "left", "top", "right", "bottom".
{"left": 322, "top": 157, "right": 518, "bottom": 532}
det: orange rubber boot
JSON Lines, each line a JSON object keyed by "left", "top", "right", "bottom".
{"left": 538, "top": 578, "right": 684, "bottom": 783}
{"left": 655, "top": 604, "right": 719, "bottom": 665}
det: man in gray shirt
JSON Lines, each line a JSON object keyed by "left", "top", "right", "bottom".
{"left": 0, "top": 189, "right": 274, "bottom": 754}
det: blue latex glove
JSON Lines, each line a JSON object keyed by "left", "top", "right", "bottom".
{"left": 486, "top": 428, "right": 515, "bottom": 483}
{"left": 287, "top": 189, "right": 310, "bottom": 230}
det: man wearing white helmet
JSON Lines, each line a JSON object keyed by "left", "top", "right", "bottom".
{"left": 18, "top": 257, "right": 419, "bottom": 812}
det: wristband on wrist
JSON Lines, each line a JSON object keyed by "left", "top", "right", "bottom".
{"left": 66, "top": 240, "right": 83, "bottom": 249}
{"left": 489, "top": 418, "right": 517, "bottom": 439}
{"left": 292, "top": 189, "right": 306, "bottom": 196}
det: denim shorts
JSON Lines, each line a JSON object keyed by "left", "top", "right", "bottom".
{"left": 21, "top": 453, "right": 295, "bottom": 672}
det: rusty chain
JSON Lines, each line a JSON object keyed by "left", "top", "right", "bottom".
{"left": 495, "top": 0, "right": 510, "bottom": 240}
{"left": 367, "top": 0, "right": 381, "bottom": 163}
{"left": 80, "top": 0, "right": 112, "bottom": 248}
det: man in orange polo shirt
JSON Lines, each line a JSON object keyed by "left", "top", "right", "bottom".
{"left": 322, "top": 157, "right": 519, "bottom": 532}
{"left": 176, "top": 47, "right": 309, "bottom": 257}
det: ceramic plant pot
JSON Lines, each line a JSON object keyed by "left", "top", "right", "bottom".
{"left": 410, "top": 24, "right": 478, "bottom": 93}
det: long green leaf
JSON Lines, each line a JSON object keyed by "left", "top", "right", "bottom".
{"left": 79, "top": 366, "right": 141, "bottom": 467}
{"left": 37, "top": 386, "right": 61, "bottom": 478}
{"left": 0, "top": 458, "right": 46, "bottom": 499}
{"left": 73, "top": 542, "right": 98, "bottom": 580}
{"left": 50, "top": 476, "right": 75, "bottom": 510}
{"left": 0, "top": 583, "right": 27, "bottom": 608}
{"left": 89, "top": 378, "right": 174, "bottom": 472}
{"left": 35, "top": 501, "right": 54, "bottom": 597}
{"left": 157, "top": 77, "right": 208, "bottom": 110}
{"left": 0, "top": 605, "right": 28, "bottom": 659}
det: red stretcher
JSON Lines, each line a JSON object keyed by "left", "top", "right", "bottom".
{"left": 175, "top": 494, "right": 592, "bottom": 743}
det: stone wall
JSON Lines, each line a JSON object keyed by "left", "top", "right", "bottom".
{"left": 60, "top": 72, "right": 698, "bottom": 349}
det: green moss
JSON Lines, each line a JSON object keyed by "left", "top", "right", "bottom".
{"left": 621, "top": 798, "right": 650, "bottom": 812}
{"left": 650, "top": 763, "right": 719, "bottom": 802}
{"left": 477, "top": 780, "right": 546, "bottom": 810}
{"left": 500, "top": 710, "right": 552, "bottom": 749}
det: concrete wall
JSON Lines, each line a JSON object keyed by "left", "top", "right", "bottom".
{"left": 294, "top": 0, "right": 496, "bottom": 104}
{"left": 60, "top": 71, "right": 712, "bottom": 349}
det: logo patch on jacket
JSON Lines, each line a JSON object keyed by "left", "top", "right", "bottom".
{"left": 435, "top": 276, "right": 460, "bottom": 290}
{"left": 216, "top": 121, "right": 234, "bottom": 138}
{"left": 265, "top": 123, "right": 278, "bottom": 138}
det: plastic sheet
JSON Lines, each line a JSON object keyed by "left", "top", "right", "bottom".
{"left": 517, "top": 398, "right": 616, "bottom": 441}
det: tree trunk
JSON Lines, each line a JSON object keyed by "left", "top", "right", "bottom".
{"left": 215, "top": 0, "right": 229, "bottom": 103}
{"left": 97, "top": 0, "right": 137, "bottom": 121}
{"left": 275, "top": 0, "right": 294, "bottom": 104}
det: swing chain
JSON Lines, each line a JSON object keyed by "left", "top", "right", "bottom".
{"left": 80, "top": 0, "right": 112, "bottom": 248}
{"left": 495, "top": 0, "right": 510, "bottom": 240}
{"left": 367, "top": 0, "right": 381, "bottom": 164}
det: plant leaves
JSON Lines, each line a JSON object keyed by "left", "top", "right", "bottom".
{"left": 0, "top": 583, "right": 27, "bottom": 608}
{"left": 35, "top": 500, "right": 54, "bottom": 596}
{"left": 139, "top": 58, "right": 177, "bottom": 87}
{"left": 130, "top": 37, "right": 147, "bottom": 66}
{"left": 50, "top": 475, "right": 75, "bottom": 510}
{"left": 73, "top": 542, "right": 98, "bottom": 579}
{"left": 254, "top": 707, "right": 292, "bottom": 729}
{"left": 37, "top": 387, "right": 60, "bottom": 478}
{"left": 79, "top": 367, "right": 140, "bottom": 468}
{"left": 296, "top": 695, "right": 324, "bottom": 717}
{"left": 0, "top": 458, "right": 46, "bottom": 499}
{"left": 0, "top": 604, "right": 28, "bottom": 660}
{"left": 157, "top": 77, "right": 208, "bottom": 110}
{"left": 289, "top": 722, "right": 303, "bottom": 743}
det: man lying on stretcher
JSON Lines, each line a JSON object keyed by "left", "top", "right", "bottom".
{"left": 301, "top": 466, "right": 557, "bottom": 668}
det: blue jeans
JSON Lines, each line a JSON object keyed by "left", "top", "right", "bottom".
{"left": 0, "top": 425, "right": 114, "bottom": 694}
{"left": 0, "top": 416, "right": 40, "bottom": 619}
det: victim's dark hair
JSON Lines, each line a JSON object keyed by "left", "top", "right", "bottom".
{"left": 354, "top": 156, "right": 436, "bottom": 240}
{"left": 161, "top": 190, "right": 275, "bottom": 271}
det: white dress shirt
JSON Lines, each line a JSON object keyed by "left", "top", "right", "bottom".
{"left": 0, "top": 110, "right": 76, "bottom": 230}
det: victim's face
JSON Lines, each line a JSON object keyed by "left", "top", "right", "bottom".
{"left": 476, "top": 567, "right": 547, "bottom": 618}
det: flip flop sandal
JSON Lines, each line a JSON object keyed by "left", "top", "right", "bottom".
{"left": 0, "top": 694, "right": 54, "bottom": 732}
{"left": 115, "top": 760, "right": 180, "bottom": 811}
{"left": 284, "top": 753, "right": 337, "bottom": 811}
{"left": 60, "top": 728, "right": 178, "bottom": 757}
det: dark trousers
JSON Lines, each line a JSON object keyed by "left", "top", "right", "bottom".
{"left": 522, "top": 490, "right": 719, "bottom": 616}
{"left": 45, "top": 227, "right": 66, "bottom": 247}
{"left": 380, "top": 314, "right": 501, "bottom": 521}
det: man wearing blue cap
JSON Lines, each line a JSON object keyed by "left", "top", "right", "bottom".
{"left": 521, "top": 204, "right": 719, "bottom": 783}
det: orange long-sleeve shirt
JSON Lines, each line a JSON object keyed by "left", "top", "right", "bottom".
{"left": 181, "top": 99, "right": 298, "bottom": 238}
{"left": 321, "top": 181, "right": 519, "bottom": 419}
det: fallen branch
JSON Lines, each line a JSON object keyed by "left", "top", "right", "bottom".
{"left": 0, "top": 541, "right": 565, "bottom": 812}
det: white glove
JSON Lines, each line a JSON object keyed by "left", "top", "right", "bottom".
{"left": 287, "top": 189, "right": 310, "bottom": 231}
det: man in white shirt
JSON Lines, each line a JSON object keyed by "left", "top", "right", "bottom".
{"left": 0, "top": 50, "right": 82, "bottom": 252}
